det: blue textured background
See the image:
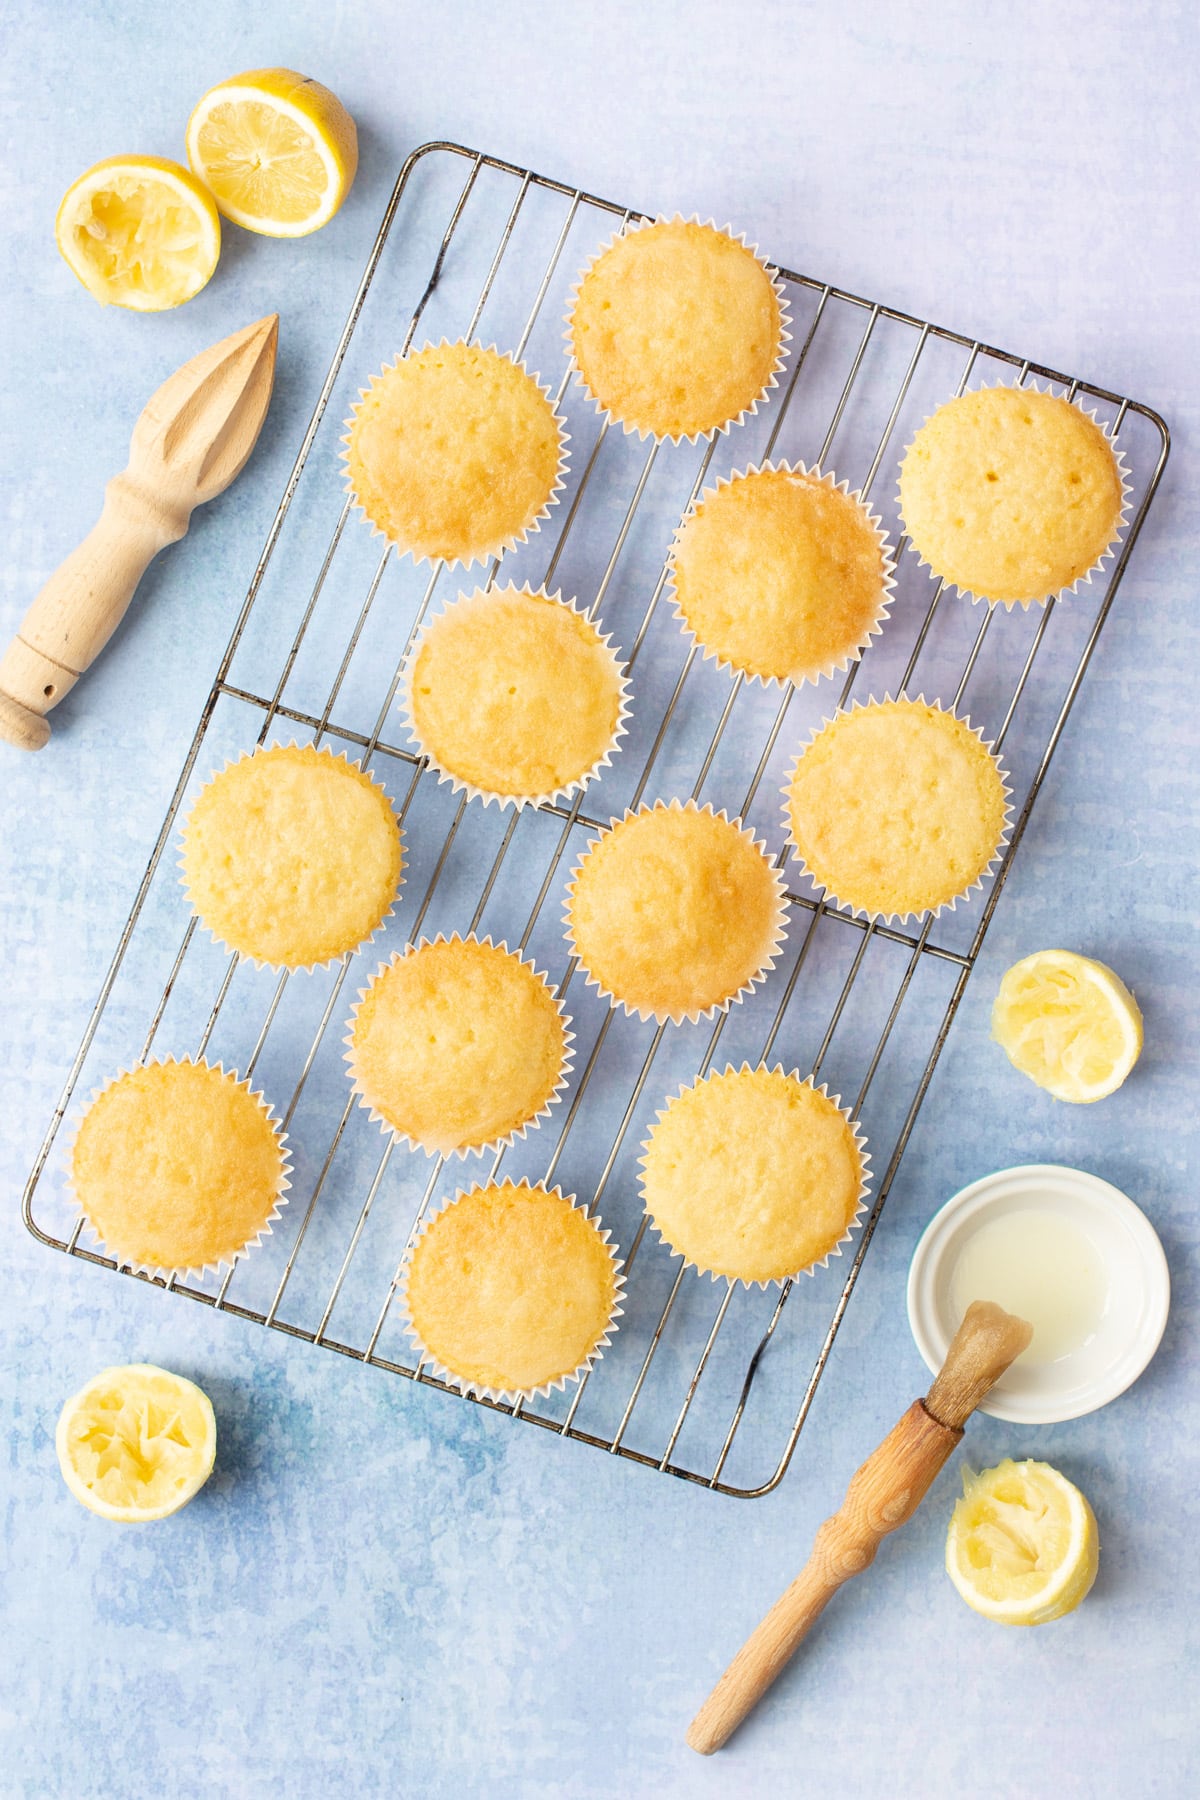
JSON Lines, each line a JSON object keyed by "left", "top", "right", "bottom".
{"left": 1, "top": 3, "right": 1196, "bottom": 1795}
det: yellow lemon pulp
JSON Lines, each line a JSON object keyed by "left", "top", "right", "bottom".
{"left": 187, "top": 68, "right": 358, "bottom": 236}
{"left": 945, "top": 1458, "right": 1099, "bottom": 1625}
{"left": 55, "top": 155, "right": 221, "bottom": 310}
{"left": 56, "top": 1364, "right": 217, "bottom": 1523}
{"left": 991, "top": 948, "right": 1143, "bottom": 1103}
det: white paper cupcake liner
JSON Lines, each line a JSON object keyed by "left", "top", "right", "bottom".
{"left": 563, "top": 797, "right": 791, "bottom": 1025}
{"left": 178, "top": 740, "right": 405, "bottom": 974}
{"left": 340, "top": 339, "right": 570, "bottom": 570}
{"left": 781, "top": 693, "right": 1014, "bottom": 926}
{"left": 397, "top": 583, "right": 632, "bottom": 811}
{"left": 563, "top": 215, "right": 793, "bottom": 446}
{"left": 343, "top": 933, "right": 575, "bottom": 1159}
{"left": 396, "top": 1181, "right": 626, "bottom": 1404}
{"left": 638, "top": 1062, "right": 871, "bottom": 1289}
{"left": 896, "top": 380, "right": 1132, "bottom": 610}
{"left": 67, "top": 1055, "right": 292, "bottom": 1284}
{"left": 666, "top": 459, "right": 898, "bottom": 687}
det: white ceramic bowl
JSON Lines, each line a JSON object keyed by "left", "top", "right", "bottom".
{"left": 906, "top": 1162, "right": 1170, "bottom": 1424}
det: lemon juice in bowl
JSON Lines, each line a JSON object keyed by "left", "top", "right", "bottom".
{"left": 947, "top": 1206, "right": 1108, "bottom": 1364}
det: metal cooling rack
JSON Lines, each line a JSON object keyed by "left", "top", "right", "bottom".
{"left": 23, "top": 141, "right": 1169, "bottom": 1497}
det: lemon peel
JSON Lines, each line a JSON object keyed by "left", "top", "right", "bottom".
{"left": 56, "top": 1365, "right": 217, "bottom": 1523}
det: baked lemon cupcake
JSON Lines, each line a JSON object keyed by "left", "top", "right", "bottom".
{"left": 639, "top": 1065, "right": 868, "bottom": 1284}
{"left": 401, "top": 1180, "right": 623, "bottom": 1401}
{"left": 897, "top": 385, "right": 1127, "bottom": 607}
{"left": 343, "top": 340, "right": 568, "bottom": 567}
{"left": 345, "top": 935, "right": 572, "bottom": 1156}
{"left": 669, "top": 462, "right": 895, "bottom": 685}
{"left": 180, "top": 743, "right": 403, "bottom": 969}
{"left": 401, "top": 584, "right": 630, "bottom": 808}
{"left": 566, "top": 217, "right": 788, "bottom": 442}
{"left": 783, "top": 696, "right": 1010, "bottom": 921}
{"left": 70, "top": 1058, "right": 290, "bottom": 1278}
{"left": 564, "top": 799, "right": 787, "bottom": 1023}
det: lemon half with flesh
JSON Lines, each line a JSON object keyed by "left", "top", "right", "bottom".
{"left": 55, "top": 155, "right": 221, "bottom": 310}
{"left": 186, "top": 68, "right": 358, "bottom": 237}
{"left": 946, "top": 1458, "right": 1099, "bottom": 1625}
{"left": 56, "top": 1364, "right": 217, "bottom": 1523}
{"left": 991, "top": 948, "right": 1143, "bottom": 1104}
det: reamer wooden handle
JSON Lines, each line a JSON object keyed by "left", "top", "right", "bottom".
{"left": 687, "top": 1401, "right": 961, "bottom": 1756}
{"left": 0, "top": 474, "right": 189, "bottom": 750}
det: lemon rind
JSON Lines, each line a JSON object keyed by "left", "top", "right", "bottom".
{"left": 637, "top": 1062, "right": 871, "bottom": 1288}
{"left": 343, "top": 933, "right": 575, "bottom": 1159}
{"left": 563, "top": 798, "right": 791, "bottom": 1026}
{"left": 945, "top": 1458, "right": 1100, "bottom": 1625}
{"left": 55, "top": 154, "right": 221, "bottom": 311}
{"left": 56, "top": 1363, "right": 217, "bottom": 1524}
{"left": 781, "top": 693, "right": 1014, "bottom": 926}
{"left": 341, "top": 340, "right": 570, "bottom": 570}
{"left": 896, "top": 381, "right": 1132, "bottom": 610}
{"left": 991, "top": 949, "right": 1143, "bottom": 1103}
{"left": 563, "top": 214, "right": 792, "bottom": 446}
{"left": 666, "top": 459, "right": 898, "bottom": 688}
{"left": 396, "top": 1180, "right": 626, "bottom": 1405}
{"left": 67, "top": 1057, "right": 292, "bottom": 1283}
{"left": 397, "top": 583, "right": 632, "bottom": 810}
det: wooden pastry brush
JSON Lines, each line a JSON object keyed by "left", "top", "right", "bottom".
{"left": 687, "top": 1300, "right": 1032, "bottom": 1755}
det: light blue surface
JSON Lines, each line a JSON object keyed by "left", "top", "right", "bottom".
{"left": 1, "top": 4, "right": 1197, "bottom": 1795}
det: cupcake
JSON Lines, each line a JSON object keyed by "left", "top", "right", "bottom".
{"left": 564, "top": 799, "right": 788, "bottom": 1024}
{"left": 897, "top": 384, "right": 1127, "bottom": 607}
{"left": 69, "top": 1058, "right": 290, "bottom": 1279}
{"left": 668, "top": 462, "right": 895, "bottom": 685}
{"left": 565, "top": 217, "right": 788, "bottom": 442}
{"left": 401, "top": 1180, "right": 623, "bottom": 1401}
{"left": 180, "top": 743, "right": 403, "bottom": 969}
{"left": 343, "top": 340, "right": 568, "bottom": 567}
{"left": 400, "top": 583, "right": 630, "bottom": 808}
{"left": 345, "top": 935, "right": 572, "bottom": 1156}
{"left": 639, "top": 1064, "right": 869, "bottom": 1284}
{"left": 783, "top": 696, "right": 1011, "bottom": 922}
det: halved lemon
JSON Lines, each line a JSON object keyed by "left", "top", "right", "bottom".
{"left": 56, "top": 1364, "right": 217, "bottom": 1523}
{"left": 991, "top": 948, "right": 1143, "bottom": 1104}
{"left": 186, "top": 68, "right": 358, "bottom": 237}
{"left": 55, "top": 155, "right": 221, "bottom": 310}
{"left": 946, "top": 1457, "right": 1099, "bottom": 1625}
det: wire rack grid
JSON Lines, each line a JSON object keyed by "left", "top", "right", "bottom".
{"left": 22, "top": 141, "right": 1169, "bottom": 1497}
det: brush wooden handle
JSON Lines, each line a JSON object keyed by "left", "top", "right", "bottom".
{"left": 687, "top": 1402, "right": 961, "bottom": 1756}
{"left": 0, "top": 475, "right": 189, "bottom": 749}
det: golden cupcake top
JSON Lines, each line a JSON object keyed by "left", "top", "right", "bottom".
{"left": 784, "top": 697, "right": 1010, "bottom": 921}
{"left": 639, "top": 1065, "right": 867, "bottom": 1284}
{"left": 345, "top": 935, "right": 571, "bottom": 1156}
{"left": 403, "top": 1181, "right": 622, "bottom": 1399}
{"left": 898, "top": 385, "right": 1125, "bottom": 606}
{"left": 565, "top": 799, "right": 786, "bottom": 1023}
{"left": 180, "top": 742, "right": 403, "bottom": 969}
{"left": 670, "top": 463, "right": 894, "bottom": 685}
{"left": 70, "top": 1058, "right": 289, "bottom": 1276}
{"left": 402, "top": 584, "right": 629, "bottom": 806}
{"left": 566, "top": 217, "right": 787, "bottom": 441}
{"left": 343, "top": 340, "right": 567, "bottom": 566}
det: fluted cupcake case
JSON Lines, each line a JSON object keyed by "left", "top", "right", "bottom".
{"left": 67, "top": 1056, "right": 292, "bottom": 1284}
{"left": 666, "top": 460, "right": 898, "bottom": 688}
{"left": 564, "top": 215, "right": 792, "bottom": 445}
{"left": 896, "top": 382, "right": 1131, "bottom": 609}
{"left": 397, "top": 584, "right": 632, "bottom": 811}
{"left": 341, "top": 340, "right": 570, "bottom": 570}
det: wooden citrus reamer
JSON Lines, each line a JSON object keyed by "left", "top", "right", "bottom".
{"left": 0, "top": 315, "right": 278, "bottom": 751}
{"left": 687, "top": 1300, "right": 1032, "bottom": 1756}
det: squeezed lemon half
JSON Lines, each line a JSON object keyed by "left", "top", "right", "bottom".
{"left": 55, "top": 155, "right": 221, "bottom": 310}
{"left": 186, "top": 68, "right": 358, "bottom": 237}
{"left": 56, "top": 1364, "right": 217, "bottom": 1523}
{"left": 946, "top": 1458, "right": 1099, "bottom": 1625}
{"left": 991, "top": 948, "right": 1143, "bottom": 1104}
